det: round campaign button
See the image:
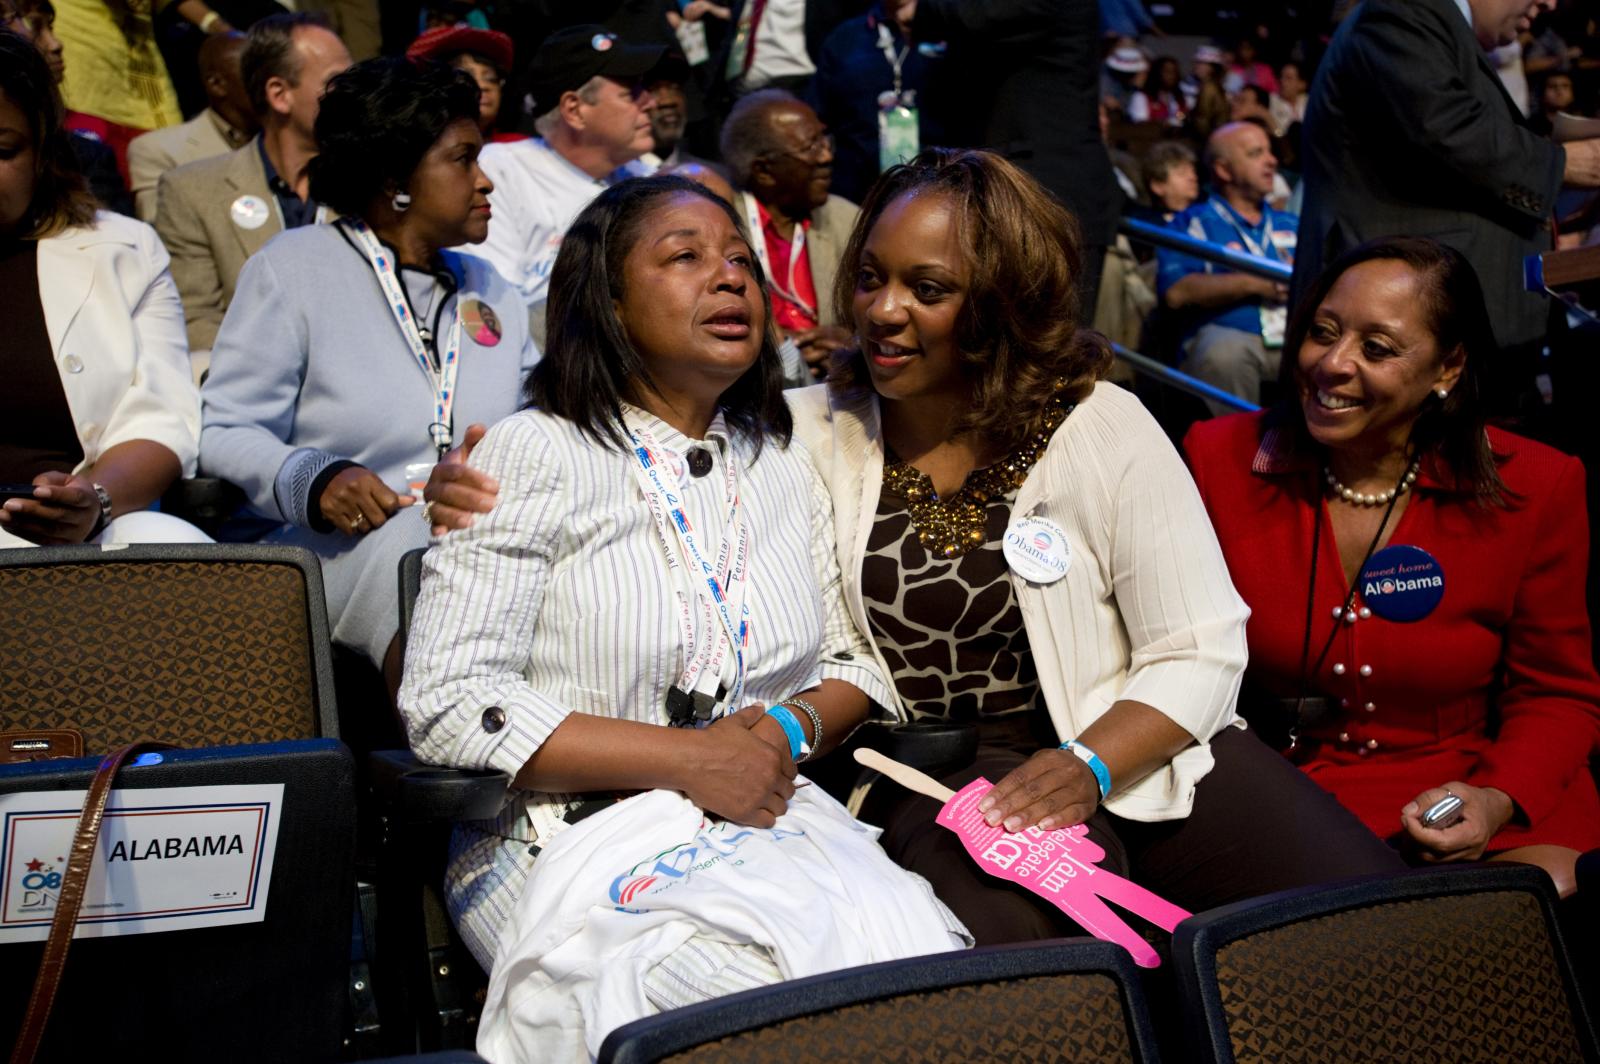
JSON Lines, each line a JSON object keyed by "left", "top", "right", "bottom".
{"left": 461, "top": 298, "right": 503, "bottom": 347}
{"left": 230, "top": 194, "right": 270, "bottom": 231}
{"left": 1003, "top": 517, "right": 1071, "bottom": 584}
{"left": 1358, "top": 544, "right": 1444, "bottom": 622}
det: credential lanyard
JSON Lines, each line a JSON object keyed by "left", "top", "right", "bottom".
{"left": 344, "top": 218, "right": 462, "bottom": 458}
{"left": 624, "top": 421, "right": 752, "bottom": 717}
{"left": 1209, "top": 199, "right": 1283, "bottom": 264}
{"left": 875, "top": 20, "right": 910, "bottom": 98}
{"left": 741, "top": 192, "right": 815, "bottom": 323}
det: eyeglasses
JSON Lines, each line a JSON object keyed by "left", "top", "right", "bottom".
{"left": 763, "top": 131, "right": 834, "bottom": 164}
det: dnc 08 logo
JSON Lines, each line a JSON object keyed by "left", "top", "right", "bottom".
{"left": 17, "top": 856, "right": 63, "bottom": 912}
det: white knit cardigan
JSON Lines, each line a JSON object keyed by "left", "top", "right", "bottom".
{"left": 788, "top": 380, "right": 1250, "bottom": 821}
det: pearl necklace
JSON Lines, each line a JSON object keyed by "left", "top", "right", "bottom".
{"left": 1324, "top": 457, "right": 1421, "bottom": 507}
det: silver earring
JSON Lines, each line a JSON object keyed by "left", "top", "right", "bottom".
{"left": 391, "top": 191, "right": 412, "bottom": 212}
{"left": 1435, "top": 387, "right": 1449, "bottom": 399}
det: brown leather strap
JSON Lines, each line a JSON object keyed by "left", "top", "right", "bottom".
{"left": 0, "top": 731, "right": 84, "bottom": 765}
{"left": 10, "top": 741, "right": 171, "bottom": 1064}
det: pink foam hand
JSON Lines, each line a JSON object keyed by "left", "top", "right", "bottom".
{"left": 935, "top": 778, "right": 1191, "bottom": 968}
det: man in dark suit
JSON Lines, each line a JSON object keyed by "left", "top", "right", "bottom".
{"left": 902, "top": 0, "right": 1115, "bottom": 320}
{"left": 1295, "top": 0, "right": 1600, "bottom": 378}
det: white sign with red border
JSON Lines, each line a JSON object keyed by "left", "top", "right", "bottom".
{"left": 0, "top": 783, "right": 283, "bottom": 942}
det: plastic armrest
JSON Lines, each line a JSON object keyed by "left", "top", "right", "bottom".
{"left": 850, "top": 720, "right": 977, "bottom": 778}
{"left": 368, "top": 749, "right": 510, "bottom": 824}
{"left": 159, "top": 476, "right": 245, "bottom": 535}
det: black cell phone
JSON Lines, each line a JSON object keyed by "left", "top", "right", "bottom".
{"left": 0, "top": 484, "right": 39, "bottom": 503}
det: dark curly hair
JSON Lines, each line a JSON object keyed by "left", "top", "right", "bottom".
{"left": 1273, "top": 236, "right": 1510, "bottom": 506}
{"left": 829, "top": 148, "right": 1112, "bottom": 455}
{"left": 308, "top": 56, "right": 481, "bottom": 219}
{"left": 0, "top": 28, "right": 95, "bottom": 238}
{"left": 525, "top": 175, "right": 793, "bottom": 456}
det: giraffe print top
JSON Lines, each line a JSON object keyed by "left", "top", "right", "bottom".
{"left": 861, "top": 482, "right": 1044, "bottom": 722}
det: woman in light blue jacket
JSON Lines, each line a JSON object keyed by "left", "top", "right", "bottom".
{"left": 200, "top": 56, "right": 537, "bottom": 685}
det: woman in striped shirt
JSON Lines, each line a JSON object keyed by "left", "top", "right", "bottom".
{"left": 398, "top": 175, "right": 960, "bottom": 1040}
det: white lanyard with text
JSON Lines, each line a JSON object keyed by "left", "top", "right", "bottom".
{"left": 624, "top": 421, "right": 752, "bottom": 718}
{"left": 344, "top": 218, "right": 462, "bottom": 458}
{"left": 741, "top": 192, "right": 815, "bottom": 323}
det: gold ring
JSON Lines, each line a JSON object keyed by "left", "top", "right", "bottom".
{"left": 352, "top": 513, "right": 367, "bottom": 529}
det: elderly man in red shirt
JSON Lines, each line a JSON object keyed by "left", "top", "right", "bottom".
{"left": 720, "top": 89, "right": 859, "bottom": 385}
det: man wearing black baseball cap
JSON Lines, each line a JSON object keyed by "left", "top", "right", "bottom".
{"left": 476, "top": 26, "right": 666, "bottom": 336}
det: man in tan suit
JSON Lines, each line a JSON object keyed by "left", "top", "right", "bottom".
{"left": 720, "top": 89, "right": 858, "bottom": 385}
{"left": 155, "top": 13, "right": 350, "bottom": 358}
{"left": 128, "top": 32, "right": 255, "bottom": 222}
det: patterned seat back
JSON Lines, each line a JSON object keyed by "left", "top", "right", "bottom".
{"left": 665, "top": 973, "right": 1140, "bottom": 1063}
{"left": 0, "top": 545, "right": 337, "bottom": 751}
{"left": 1175, "top": 866, "right": 1597, "bottom": 1064}
{"left": 600, "top": 940, "right": 1159, "bottom": 1064}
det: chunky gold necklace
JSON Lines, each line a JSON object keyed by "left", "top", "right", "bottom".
{"left": 883, "top": 397, "right": 1070, "bottom": 559}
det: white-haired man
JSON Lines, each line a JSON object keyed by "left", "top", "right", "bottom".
{"left": 475, "top": 25, "right": 662, "bottom": 338}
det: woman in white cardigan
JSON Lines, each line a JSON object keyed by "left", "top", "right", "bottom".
{"left": 426, "top": 150, "right": 1405, "bottom": 944}
{"left": 775, "top": 149, "right": 1404, "bottom": 942}
{"left": 0, "top": 30, "right": 203, "bottom": 549}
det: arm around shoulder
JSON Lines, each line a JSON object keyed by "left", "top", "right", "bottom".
{"left": 399, "top": 415, "right": 574, "bottom": 780}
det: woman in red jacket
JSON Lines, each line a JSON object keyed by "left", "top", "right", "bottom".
{"left": 1184, "top": 236, "right": 1600, "bottom": 896}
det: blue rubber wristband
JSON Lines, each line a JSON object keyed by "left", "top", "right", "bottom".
{"left": 1061, "top": 739, "right": 1112, "bottom": 801}
{"left": 764, "top": 705, "right": 805, "bottom": 761}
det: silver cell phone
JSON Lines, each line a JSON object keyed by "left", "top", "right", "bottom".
{"left": 1420, "top": 794, "right": 1464, "bottom": 829}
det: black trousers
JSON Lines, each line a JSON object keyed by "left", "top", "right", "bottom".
{"left": 872, "top": 717, "right": 1406, "bottom": 947}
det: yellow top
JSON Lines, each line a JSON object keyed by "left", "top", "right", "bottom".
{"left": 55, "top": 0, "right": 181, "bottom": 131}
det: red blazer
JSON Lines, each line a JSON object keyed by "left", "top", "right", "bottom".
{"left": 1184, "top": 412, "right": 1600, "bottom": 852}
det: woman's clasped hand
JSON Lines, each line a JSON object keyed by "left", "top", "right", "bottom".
{"left": 684, "top": 705, "right": 799, "bottom": 828}
{"left": 318, "top": 465, "right": 415, "bottom": 537}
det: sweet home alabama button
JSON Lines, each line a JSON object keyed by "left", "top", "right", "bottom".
{"left": 1358, "top": 544, "right": 1444, "bottom": 622}
{"left": 1003, "top": 517, "right": 1071, "bottom": 584}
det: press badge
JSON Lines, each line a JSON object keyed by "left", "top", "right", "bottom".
{"left": 1260, "top": 305, "right": 1287, "bottom": 348}
{"left": 878, "top": 91, "right": 920, "bottom": 171}
{"left": 674, "top": 17, "right": 709, "bottom": 65}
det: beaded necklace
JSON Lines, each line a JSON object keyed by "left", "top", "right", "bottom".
{"left": 882, "top": 396, "right": 1071, "bottom": 559}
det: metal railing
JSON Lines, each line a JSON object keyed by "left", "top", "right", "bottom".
{"left": 1119, "top": 216, "right": 1293, "bottom": 282}
{"left": 1112, "top": 343, "right": 1260, "bottom": 413}
{"left": 1104, "top": 215, "right": 1280, "bottom": 413}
